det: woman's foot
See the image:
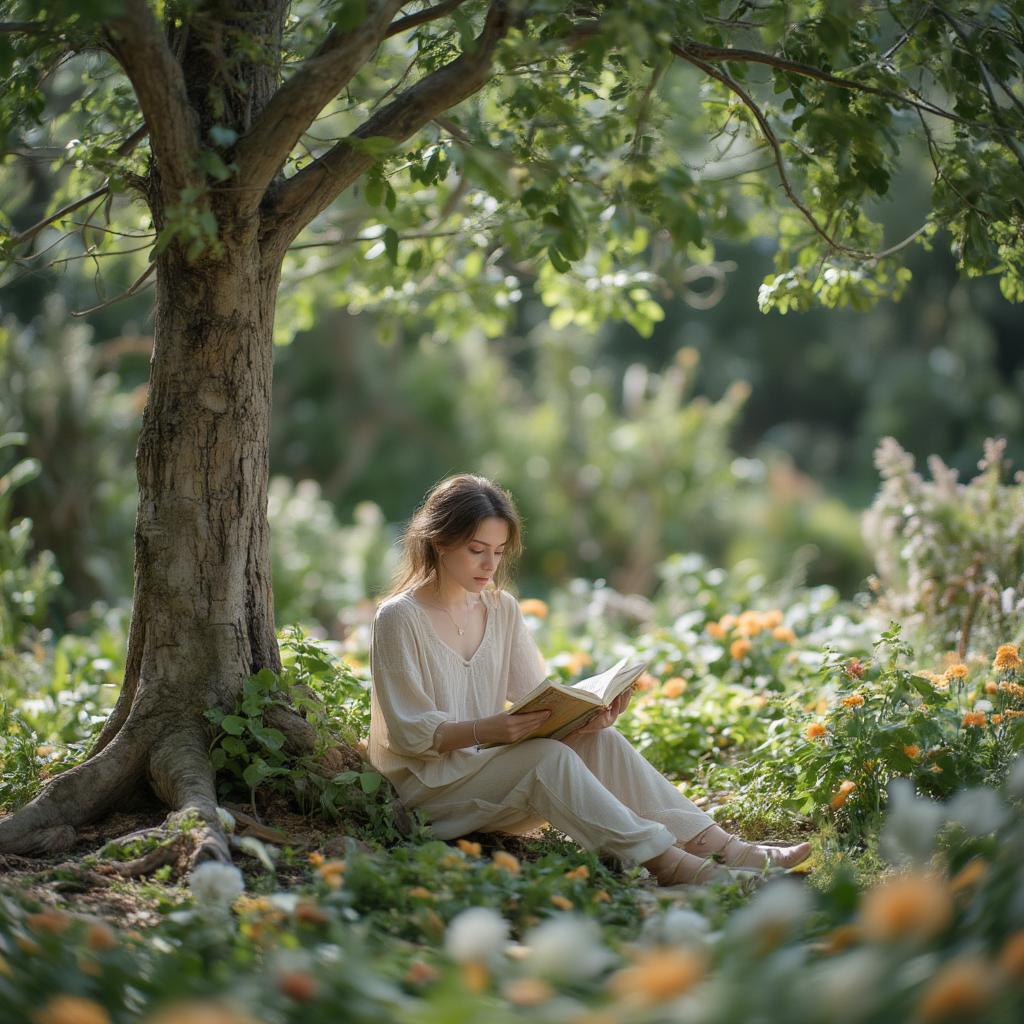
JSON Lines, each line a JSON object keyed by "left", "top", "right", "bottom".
{"left": 682, "top": 825, "right": 811, "bottom": 872}
{"left": 643, "top": 845, "right": 734, "bottom": 886}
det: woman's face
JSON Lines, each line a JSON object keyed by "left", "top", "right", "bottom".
{"left": 439, "top": 516, "right": 509, "bottom": 593}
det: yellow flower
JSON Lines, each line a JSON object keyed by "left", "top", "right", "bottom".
{"left": 661, "top": 677, "right": 687, "bottom": 698}
{"left": 457, "top": 839, "right": 482, "bottom": 858}
{"left": 607, "top": 948, "right": 708, "bottom": 1004}
{"left": 719, "top": 614, "right": 738, "bottom": 631}
{"left": 1000, "top": 680, "right": 1024, "bottom": 700}
{"left": 945, "top": 662, "right": 969, "bottom": 681}
{"left": 805, "top": 722, "right": 827, "bottom": 741}
{"left": 762, "top": 609, "right": 784, "bottom": 629}
{"left": 993, "top": 643, "right": 1022, "bottom": 672}
{"left": 916, "top": 956, "right": 998, "bottom": 1023}
{"left": 550, "top": 895, "right": 574, "bottom": 911}
{"left": 34, "top": 997, "right": 111, "bottom": 1024}
{"left": 771, "top": 625, "right": 797, "bottom": 644}
{"left": 706, "top": 621, "right": 727, "bottom": 639}
{"left": 317, "top": 860, "right": 346, "bottom": 889}
{"left": 830, "top": 780, "right": 856, "bottom": 810}
{"left": 307, "top": 851, "right": 325, "bottom": 867}
{"left": 840, "top": 693, "right": 865, "bottom": 709}
{"left": 35, "top": 745, "right": 55, "bottom": 757}
{"left": 992, "top": 713, "right": 1004, "bottom": 725}
{"left": 858, "top": 872, "right": 952, "bottom": 942}
{"left": 564, "top": 864, "right": 589, "bottom": 881}
{"left": 962, "top": 711, "right": 986, "bottom": 728}
{"left": 492, "top": 851, "right": 521, "bottom": 875}
{"left": 985, "top": 680, "right": 999, "bottom": 694}
{"left": 998, "top": 930, "right": 1024, "bottom": 978}
{"left": 593, "top": 889, "right": 611, "bottom": 903}
{"left": 519, "top": 598, "right": 549, "bottom": 619}
{"left": 730, "top": 638, "right": 752, "bottom": 660}
{"left": 502, "top": 977, "right": 554, "bottom": 1006}
{"left": 902, "top": 744, "right": 921, "bottom": 759}
{"left": 460, "top": 960, "right": 490, "bottom": 993}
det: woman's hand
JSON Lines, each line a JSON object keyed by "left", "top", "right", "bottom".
{"left": 560, "top": 687, "right": 633, "bottom": 742}
{"left": 476, "top": 709, "right": 552, "bottom": 745}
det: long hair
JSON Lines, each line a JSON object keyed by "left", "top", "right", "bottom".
{"left": 382, "top": 474, "right": 523, "bottom": 599}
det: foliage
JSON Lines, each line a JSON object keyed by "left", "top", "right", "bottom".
{"left": 864, "top": 436, "right": 1024, "bottom": 656}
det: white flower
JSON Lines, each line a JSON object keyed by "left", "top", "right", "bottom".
{"left": 727, "top": 879, "right": 811, "bottom": 944}
{"left": 946, "top": 788, "right": 1008, "bottom": 836}
{"left": 973, "top": 699, "right": 994, "bottom": 713}
{"left": 189, "top": 860, "right": 245, "bottom": 915}
{"left": 814, "top": 949, "right": 886, "bottom": 1021}
{"left": 524, "top": 915, "right": 614, "bottom": 982}
{"left": 645, "top": 907, "right": 712, "bottom": 947}
{"left": 444, "top": 907, "right": 509, "bottom": 964}
{"left": 880, "top": 778, "right": 944, "bottom": 864}
{"left": 1007, "top": 755, "right": 1024, "bottom": 800}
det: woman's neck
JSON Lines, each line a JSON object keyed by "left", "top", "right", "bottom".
{"left": 423, "top": 574, "right": 476, "bottom": 611}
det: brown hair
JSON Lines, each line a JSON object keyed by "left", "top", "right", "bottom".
{"left": 383, "top": 474, "right": 523, "bottom": 599}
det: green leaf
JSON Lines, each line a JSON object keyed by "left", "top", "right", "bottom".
{"left": 359, "top": 770, "right": 382, "bottom": 794}
{"left": 221, "top": 715, "right": 247, "bottom": 736}
{"left": 384, "top": 228, "right": 399, "bottom": 266}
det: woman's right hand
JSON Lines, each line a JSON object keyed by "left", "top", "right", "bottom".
{"left": 476, "top": 709, "right": 551, "bottom": 745}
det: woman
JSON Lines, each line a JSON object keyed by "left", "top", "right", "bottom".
{"left": 368, "top": 474, "right": 810, "bottom": 885}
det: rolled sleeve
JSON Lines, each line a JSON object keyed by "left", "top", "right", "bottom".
{"left": 370, "top": 605, "right": 451, "bottom": 760}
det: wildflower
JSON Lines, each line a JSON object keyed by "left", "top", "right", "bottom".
{"left": 805, "top": 722, "right": 827, "bottom": 741}
{"left": 729, "top": 880, "right": 812, "bottom": 953}
{"left": 661, "top": 676, "right": 687, "bottom": 698}
{"left": 945, "top": 663, "right": 969, "bottom": 682}
{"left": 830, "top": 780, "right": 856, "bottom": 811}
{"left": 33, "top": 997, "right": 111, "bottom": 1024}
{"left": 294, "top": 902, "right": 329, "bottom": 925}
{"left": 502, "top": 978, "right": 554, "bottom": 1006}
{"left": 999, "top": 680, "right": 1024, "bottom": 700}
{"left": 525, "top": 915, "right": 614, "bottom": 981}
{"left": 916, "top": 955, "right": 998, "bottom": 1022}
{"left": 307, "top": 851, "right": 325, "bottom": 867}
{"left": 737, "top": 611, "right": 765, "bottom": 637}
{"left": 85, "top": 922, "right": 118, "bottom": 951}
{"left": 858, "top": 872, "right": 952, "bottom": 942}
{"left": 840, "top": 693, "right": 865, "bottom": 709}
{"left": 1007, "top": 709, "right": 1024, "bottom": 719}
{"left": 763, "top": 609, "right": 784, "bottom": 629}
{"left": 772, "top": 625, "right": 797, "bottom": 644}
{"left": 26, "top": 909, "right": 72, "bottom": 935}
{"left": 456, "top": 839, "right": 482, "bottom": 858}
{"left": 564, "top": 864, "right": 589, "bottom": 881}
{"left": 818, "top": 924, "right": 862, "bottom": 955}
{"left": 845, "top": 658, "right": 865, "bottom": 679}
{"left": 405, "top": 959, "right": 440, "bottom": 985}
{"left": 962, "top": 711, "right": 986, "bottom": 728}
{"left": 985, "top": 680, "right": 998, "bottom": 694}
{"left": 189, "top": 862, "right": 245, "bottom": 918}
{"left": 993, "top": 644, "right": 1022, "bottom": 672}
{"left": 634, "top": 671, "right": 657, "bottom": 691}
{"left": 998, "top": 931, "right": 1024, "bottom": 978}
{"left": 607, "top": 947, "right": 708, "bottom": 1004}
{"left": 35, "top": 745, "right": 55, "bottom": 757}
{"left": 460, "top": 960, "right": 490, "bottom": 992}
{"left": 593, "top": 889, "right": 611, "bottom": 903}
{"left": 143, "top": 1002, "right": 265, "bottom": 1024}
{"left": 444, "top": 907, "right": 509, "bottom": 964}
{"left": 277, "top": 970, "right": 319, "bottom": 1002}
{"left": 519, "top": 599, "right": 549, "bottom": 619}
{"left": 550, "top": 894, "right": 574, "bottom": 911}
{"left": 492, "top": 851, "right": 521, "bottom": 875}
{"left": 992, "top": 714, "right": 1004, "bottom": 725}
{"left": 408, "top": 887, "right": 434, "bottom": 900}
{"left": 948, "top": 858, "right": 987, "bottom": 895}
{"left": 730, "top": 638, "right": 752, "bottom": 660}
{"left": 706, "top": 621, "right": 726, "bottom": 639}
{"left": 565, "top": 651, "right": 594, "bottom": 675}
{"left": 902, "top": 744, "right": 921, "bottom": 759}
{"left": 317, "top": 860, "right": 346, "bottom": 889}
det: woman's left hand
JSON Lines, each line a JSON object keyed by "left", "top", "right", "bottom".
{"left": 561, "top": 687, "right": 633, "bottom": 742}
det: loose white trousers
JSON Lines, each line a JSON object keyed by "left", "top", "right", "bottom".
{"left": 402, "top": 728, "right": 715, "bottom": 867}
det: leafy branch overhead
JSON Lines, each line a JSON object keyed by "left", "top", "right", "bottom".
{"left": 1, "top": 0, "right": 1023, "bottom": 330}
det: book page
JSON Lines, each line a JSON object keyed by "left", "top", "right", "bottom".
{"left": 572, "top": 658, "right": 648, "bottom": 702}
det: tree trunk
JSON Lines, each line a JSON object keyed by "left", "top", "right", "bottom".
{"left": 0, "top": 229, "right": 304, "bottom": 858}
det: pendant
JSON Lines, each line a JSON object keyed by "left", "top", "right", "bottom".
{"left": 457, "top": 627, "right": 465, "bottom": 636}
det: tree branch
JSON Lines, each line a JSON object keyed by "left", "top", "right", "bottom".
{"left": 263, "top": 0, "right": 514, "bottom": 258}
{"left": 70, "top": 262, "right": 155, "bottom": 318}
{"left": 103, "top": 0, "right": 202, "bottom": 200}
{"left": 232, "top": 0, "right": 407, "bottom": 207}
{"left": 384, "top": 0, "right": 468, "bottom": 38}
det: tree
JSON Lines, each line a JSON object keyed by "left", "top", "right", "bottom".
{"left": 0, "top": 0, "right": 1021, "bottom": 861}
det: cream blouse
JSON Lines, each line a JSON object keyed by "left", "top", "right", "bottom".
{"left": 367, "top": 587, "right": 547, "bottom": 795}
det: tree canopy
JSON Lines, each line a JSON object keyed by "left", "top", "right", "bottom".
{"left": 2, "top": 0, "right": 1023, "bottom": 341}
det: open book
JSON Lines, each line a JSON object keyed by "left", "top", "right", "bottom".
{"left": 483, "top": 657, "right": 649, "bottom": 747}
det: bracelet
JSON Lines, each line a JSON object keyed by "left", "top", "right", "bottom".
{"left": 472, "top": 719, "right": 481, "bottom": 751}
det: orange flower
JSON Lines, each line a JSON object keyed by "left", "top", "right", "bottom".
{"left": 550, "top": 895, "right": 574, "bottom": 911}
{"left": 841, "top": 693, "right": 865, "bottom": 709}
{"left": 706, "top": 621, "right": 726, "bottom": 639}
{"left": 307, "top": 851, "right": 325, "bottom": 867}
{"left": 317, "top": 860, "right": 346, "bottom": 888}
{"left": 661, "top": 677, "right": 687, "bottom": 698}
{"left": 565, "top": 652, "right": 594, "bottom": 675}
{"left": 944, "top": 663, "right": 969, "bottom": 681}
{"left": 492, "top": 851, "right": 521, "bottom": 875}
{"left": 294, "top": 901, "right": 329, "bottom": 925}
{"left": 26, "top": 909, "right": 72, "bottom": 935}
{"left": 607, "top": 947, "right": 708, "bottom": 1004}
{"left": 805, "top": 722, "right": 827, "bottom": 741}
{"left": 502, "top": 977, "right": 554, "bottom": 1007}
{"left": 564, "top": 864, "right": 589, "bottom": 881}
{"left": 141, "top": 1002, "right": 264, "bottom": 1024}
{"left": 771, "top": 625, "right": 797, "bottom": 644}
{"left": 998, "top": 931, "right": 1024, "bottom": 978}
{"left": 730, "top": 638, "right": 752, "bottom": 660}
{"left": 984, "top": 680, "right": 998, "bottom": 694}
{"left": 916, "top": 956, "right": 998, "bottom": 1023}
{"left": 736, "top": 611, "right": 765, "bottom": 637}
{"left": 85, "top": 922, "right": 118, "bottom": 951}
{"left": 948, "top": 858, "right": 987, "bottom": 895}
{"left": 634, "top": 671, "right": 657, "bottom": 692}
{"left": 593, "top": 889, "right": 611, "bottom": 903}
{"left": 719, "top": 613, "right": 738, "bottom": 631}
{"left": 993, "top": 644, "right": 1022, "bottom": 672}
{"left": 457, "top": 839, "right": 483, "bottom": 858}
{"left": 519, "top": 599, "right": 549, "bottom": 619}
{"left": 902, "top": 744, "right": 921, "bottom": 759}
{"left": 830, "top": 780, "right": 856, "bottom": 810}
{"left": 460, "top": 960, "right": 490, "bottom": 993}
{"left": 405, "top": 959, "right": 441, "bottom": 985}
{"left": 819, "top": 924, "right": 861, "bottom": 956}
{"left": 277, "top": 970, "right": 320, "bottom": 1003}
{"left": 858, "top": 872, "right": 952, "bottom": 942}
{"left": 33, "top": 997, "right": 111, "bottom": 1024}
{"left": 962, "top": 711, "right": 986, "bottom": 728}
{"left": 992, "top": 713, "right": 1004, "bottom": 725}
{"left": 762, "top": 609, "right": 784, "bottom": 629}
{"left": 408, "top": 887, "right": 435, "bottom": 900}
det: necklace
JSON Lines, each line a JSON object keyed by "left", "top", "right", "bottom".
{"left": 419, "top": 596, "right": 475, "bottom": 636}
